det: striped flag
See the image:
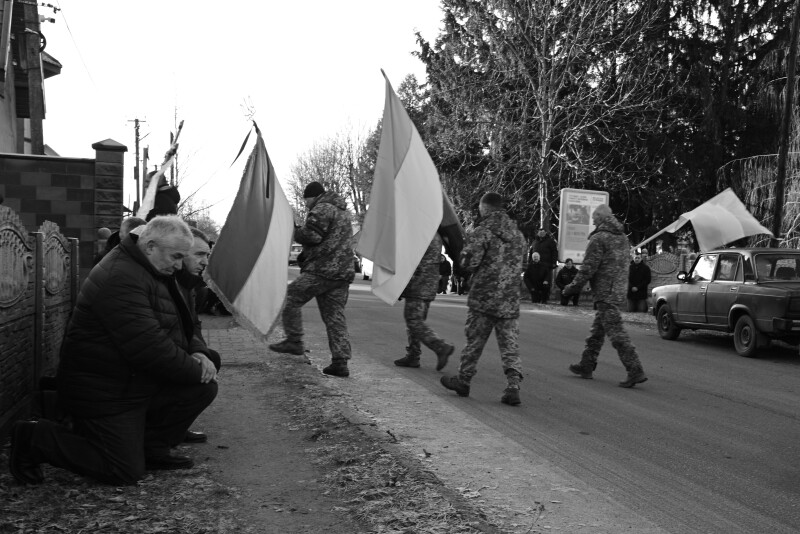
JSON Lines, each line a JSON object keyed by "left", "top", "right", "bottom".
{"left": 205, "top": 125, "right": 294, "bottom": 336}
{"left": 356, "top": 72, "right": 444, "bottom": 305}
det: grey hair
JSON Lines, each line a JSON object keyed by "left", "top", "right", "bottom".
{"left": 137, "top": 215, "right": 192, "bottom": 249}
{"left": 120, "top": 217, "right": 146, "bottom": 239}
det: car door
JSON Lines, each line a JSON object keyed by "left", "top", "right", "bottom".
{"left": 676, "top": 253, "right": 717, "bottom": 323}
{"left": 704, "top": 253, "right": 743, "bottom": 326}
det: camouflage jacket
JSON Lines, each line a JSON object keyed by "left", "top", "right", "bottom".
{"left": 401, "top": 233, "right": 443, "bottom": 301}
{"left": 295, "top": 191, "right": 355, "bottom": 282}
{"left": 460, "top": 210, "right": 525, "bottom": 318}
{"left": 565, "top": 213, "right": 629, "bottom": 306}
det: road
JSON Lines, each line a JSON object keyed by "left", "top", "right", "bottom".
{"left": 298, "top": 273, "right": 800, "bottom": 533}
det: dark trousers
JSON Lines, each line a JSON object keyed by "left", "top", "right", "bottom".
{"left": 560, "top": 293, "right": 579, "bottom": 306}
{"left": 30, "top": 381, "right": 217, "bottom": 485}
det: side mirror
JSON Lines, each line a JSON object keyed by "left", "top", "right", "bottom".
{"left": 677, "top": 271, "right": 688, "bottom": 282}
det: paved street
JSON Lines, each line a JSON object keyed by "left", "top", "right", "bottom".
{"left": 300, "top": 274, "right": 800, "bottom": 533}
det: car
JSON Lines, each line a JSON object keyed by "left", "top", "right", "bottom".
{"left": 288, "top": 243, "right": 303, "bottom": 265}
{"left": 651, "top": 248, "right": 800, "bottom": 357}
{"left": 360, "top": 257, "right": 373, "bottom": 280}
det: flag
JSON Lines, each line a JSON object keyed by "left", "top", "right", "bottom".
{"left": 205, "top": 125, "right": 294, "bottom": 336}
{"left": 635, "top": 188, "right": 773, "bottom": 252}
{"left": 357, "top": 71, "right": 444, "bottom": 304}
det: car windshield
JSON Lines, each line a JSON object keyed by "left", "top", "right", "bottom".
{"left": 752, "top": 253, "right": 800, "bottom": 282}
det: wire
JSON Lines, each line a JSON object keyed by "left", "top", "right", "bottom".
{"left": 54, "top": 0, "right": 96, "bottom": 90}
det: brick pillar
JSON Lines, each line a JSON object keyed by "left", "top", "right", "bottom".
{"left": 92, "top": 139, "right": 127, "bottom": 232}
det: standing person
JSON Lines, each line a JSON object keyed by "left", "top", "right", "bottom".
{"left": 556, "top": 258, "right": 580, "bottom": 306}
{"left": 529, "top": 227, "right": 558, "bottom": 295}
{"left": 523, "top": 252, "right": 551, "bottom": 303}
{"left": 394, "top": 235, "right": 456, "bottom": 370}
{"left": 8, "top": 216, "right": 218, "bottom": 486}
{"left": 440, "top": 192, "right": 526, "bottom": 406}
{"left": 269, "top": 182, "right": 355, "bottom": 378}
{"left": 627, "top": 252, "right": 652, "bottom": 313}
{"left": 438, "top": 254, "right": 452, "bottom": 294}
{"left": 145, "top": 173, "right": 181, "bottom": 221}
{"left": 561, "top": 205, "right": 648, "bottom": 388}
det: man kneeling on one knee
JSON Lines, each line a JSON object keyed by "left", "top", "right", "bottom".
{"left": 9, "top": 215, "right": 218, "bottom": 486}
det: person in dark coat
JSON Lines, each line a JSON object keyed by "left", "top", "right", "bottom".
{"left": 627, "top": 252, "right": 652, "bottom": 313}
{"left": 93, "top": 217, "right": 146, "bottom": 266}
{"left": 555, "top": 258, "right": 580, "bottom": 306}
{"left": 438, "top": 254, "right": 452, "bottom": 294}
{"left": 145, "top": 173, "right": 181, "bottom": 222}
{"left": 9, "top": 216, "right": 218, "bottom": 486}
{"left": 523, "top": 252, "right": 552, "bottom": 303}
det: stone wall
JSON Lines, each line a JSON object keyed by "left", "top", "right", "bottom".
{"left": 0, "top": 206, "right": 78, "bottom": 439}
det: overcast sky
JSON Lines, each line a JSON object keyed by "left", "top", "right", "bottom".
{"left": 41, "top": 1, "right": 444, "bottom": 224}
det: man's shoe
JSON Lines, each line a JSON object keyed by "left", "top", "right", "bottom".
{"left": 435, "top": 343, "right": 455, "bottom": 371}
{"left": 145, "top": 454, "right": 194, "bottom": 471}
{"left": 569, "top": 363, "right": 594, "bottom": 379}
{"left": 394, "top": 355, "right": 420, "bottom": 368}
{"left": 323, "top": 361, "right": 350, "bottom": 377}
{"left": 183, "top": 430, "right": 207, "bottom": 443}
{"left": 440, "top": 376, "right": 470, "bottom": 397}
{"left": 619, "top": 371, "right": 648, "bottom": 388}
{"left": 268, "top": 339, "right": 305, "bottom": 355}
{"left": 501, "top": 387, "right": 521, "bottom": 406}
{"left": 9, "top": 421, "right": 43, "bottom": 485}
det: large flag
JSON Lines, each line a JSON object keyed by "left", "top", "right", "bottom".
{"left": 357, "top": 71, "right": 444, "bottom": 304}
{"left": 635, "top": 188, "right": 773, "bottom": 252}
{"left": 205, "top": 125, "right": 294, "bottom": 337}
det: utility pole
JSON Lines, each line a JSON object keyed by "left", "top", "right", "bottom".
{"left": 128, "top": 118, "right": 145, "bottom": 213}
{"left": 772, "top": 0, "right": 800, "bottom": 246}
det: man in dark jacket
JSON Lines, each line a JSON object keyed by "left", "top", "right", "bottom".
{"left": 9, "top": 216, "right": 218, "bottom": 486}
{"left": 394, "top": 235, "right": 455, "bottom": 370}
{"left": 438, "top": 254, "right": 452, "bottom": 294}
{"left": 528, "top": 227, "right": 558, "bottom": 286}
{"left": 627, "top": 252, "right": 652, "bottom": 313}
{"left": 555, "top": 258, "right": 580, "bottom": 306}
{"left": 269, "top": 182, "right": 355, "bottom": 377}
{"left": 562, "top": 205, "right": 648, "bottom": 387}
{"left": 523, "top": 252, "right": 552, "bottom": 303}
{"left": 441, "top": 193, "right": 526, "bottom": 406}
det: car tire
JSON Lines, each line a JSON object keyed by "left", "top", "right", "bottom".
{"left": 733, "top": 314, "right": 765, "bottom": 358}
{"left": 657, "top": 304, "right": 682, "bottom": 340}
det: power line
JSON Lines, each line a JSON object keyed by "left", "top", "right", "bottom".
{"left": 54, "top": 0, "right": 96, "bottom": 90}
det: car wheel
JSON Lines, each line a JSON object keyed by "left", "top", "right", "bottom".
{"left": 657, "top": 304, "right": 681, "bottom": 340}
{"left": 733, "top": 315, "right": 765, "bottom": 358}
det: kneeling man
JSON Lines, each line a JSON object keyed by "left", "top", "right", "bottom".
{"left": 9, "top": 216, "right": 218, "bottom": 485}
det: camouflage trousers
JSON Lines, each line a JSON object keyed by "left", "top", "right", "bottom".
{"left": 282, "top": 272, "right": 351, "bottom": 361}
{"left": 404, "top": 298, "right": 449, "bottom": 357}
{"left": 581, "top": 302, "right": 643, "bottom": 372}
{"left": 458, "top": 309, "right": 523, "bottom": 385}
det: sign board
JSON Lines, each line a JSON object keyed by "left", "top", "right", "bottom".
{"left": 558, "top": 188, "right": 609, "bottom": 264}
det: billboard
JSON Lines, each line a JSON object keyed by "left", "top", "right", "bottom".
{"left": 558, "top": 188, "right": 609, "bottom": 264}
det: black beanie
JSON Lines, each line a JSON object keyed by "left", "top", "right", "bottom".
{"left": 303, "top": 181, "right": 325, "bottom": 198}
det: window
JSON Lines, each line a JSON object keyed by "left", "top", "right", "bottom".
{"left": 691, "top": 254, "right": 717, "bottom": 282}
{"left": 715, "top": 254, "right": 741, "bottom": 282}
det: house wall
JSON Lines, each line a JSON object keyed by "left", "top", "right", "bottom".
{"left": 0, "top": 139, "right": 128, "bottom": 281}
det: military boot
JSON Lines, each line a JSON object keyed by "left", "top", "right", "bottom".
{"left": 619, "top": 367, "right": 648, "bottom": 388}
{"left": 268, "top": 339, "right": 305, "bottom": 355}
{"left": 568, "top": 361, "right": 596, "bottom": 379}
{"left": 323, "top": 360, "right": 350, "bottom": 378}
{"left": 440, "top": 375, "right": 470, "bottom": 397}
{"left": 500, "top": 386, "right": 521, "bottom": 406}
{"left": 394, "top": 350, "right": 421, "bottom": 368}
{"left": 435, "top": 342, "right": 455, "bottom": 371}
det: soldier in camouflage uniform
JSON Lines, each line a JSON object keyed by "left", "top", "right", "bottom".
{"left": 562, "top": 204, "right": 648, "bottom": 387}
{"left": 269, "top": 182, "right": 355, "bottom": 378}
{"left": 440, "top": 193, "right": 526, "bottom": 406}
{"left": 394, "top": 233, "right": 456, "bottom": 371}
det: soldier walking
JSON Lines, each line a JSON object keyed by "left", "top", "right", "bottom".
{"left": 269, "top": 182, "right": 355, "bottom": 378}
{"left": 440, "top": 192, "right": 526, "bottom": 406}
{"left": 562, "top": 204, "right": 648, "bottom": 387}
{"left": 394, "top": 234, "right": 456, "bottom": 371}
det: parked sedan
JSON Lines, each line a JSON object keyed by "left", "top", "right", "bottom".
{"left": 651, "top": 248, "right": 800, "bottom": 357}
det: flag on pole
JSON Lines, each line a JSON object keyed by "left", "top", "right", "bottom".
{"left": 357, "top": 71, "right": 444, "bottom": 304}
{"left": 635, "top": 188, "right": 773, "bottom": 252}
{"left": 205, "top": 124, "right": 295, "bottom": 336}
{"left": 136, "top": 120, "right": 184, "bottom": 220}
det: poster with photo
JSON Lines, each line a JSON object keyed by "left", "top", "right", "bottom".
{"left": 558, "top": 188, "right": 609, "bottom": 263}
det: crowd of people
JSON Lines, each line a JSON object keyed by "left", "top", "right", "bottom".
{"left": 8, "top": 181, "right": 650, "bottom": 488}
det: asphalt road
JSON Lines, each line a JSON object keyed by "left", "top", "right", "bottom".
{"left": 321, "top": 275, "right": 800, "bottom": 534}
